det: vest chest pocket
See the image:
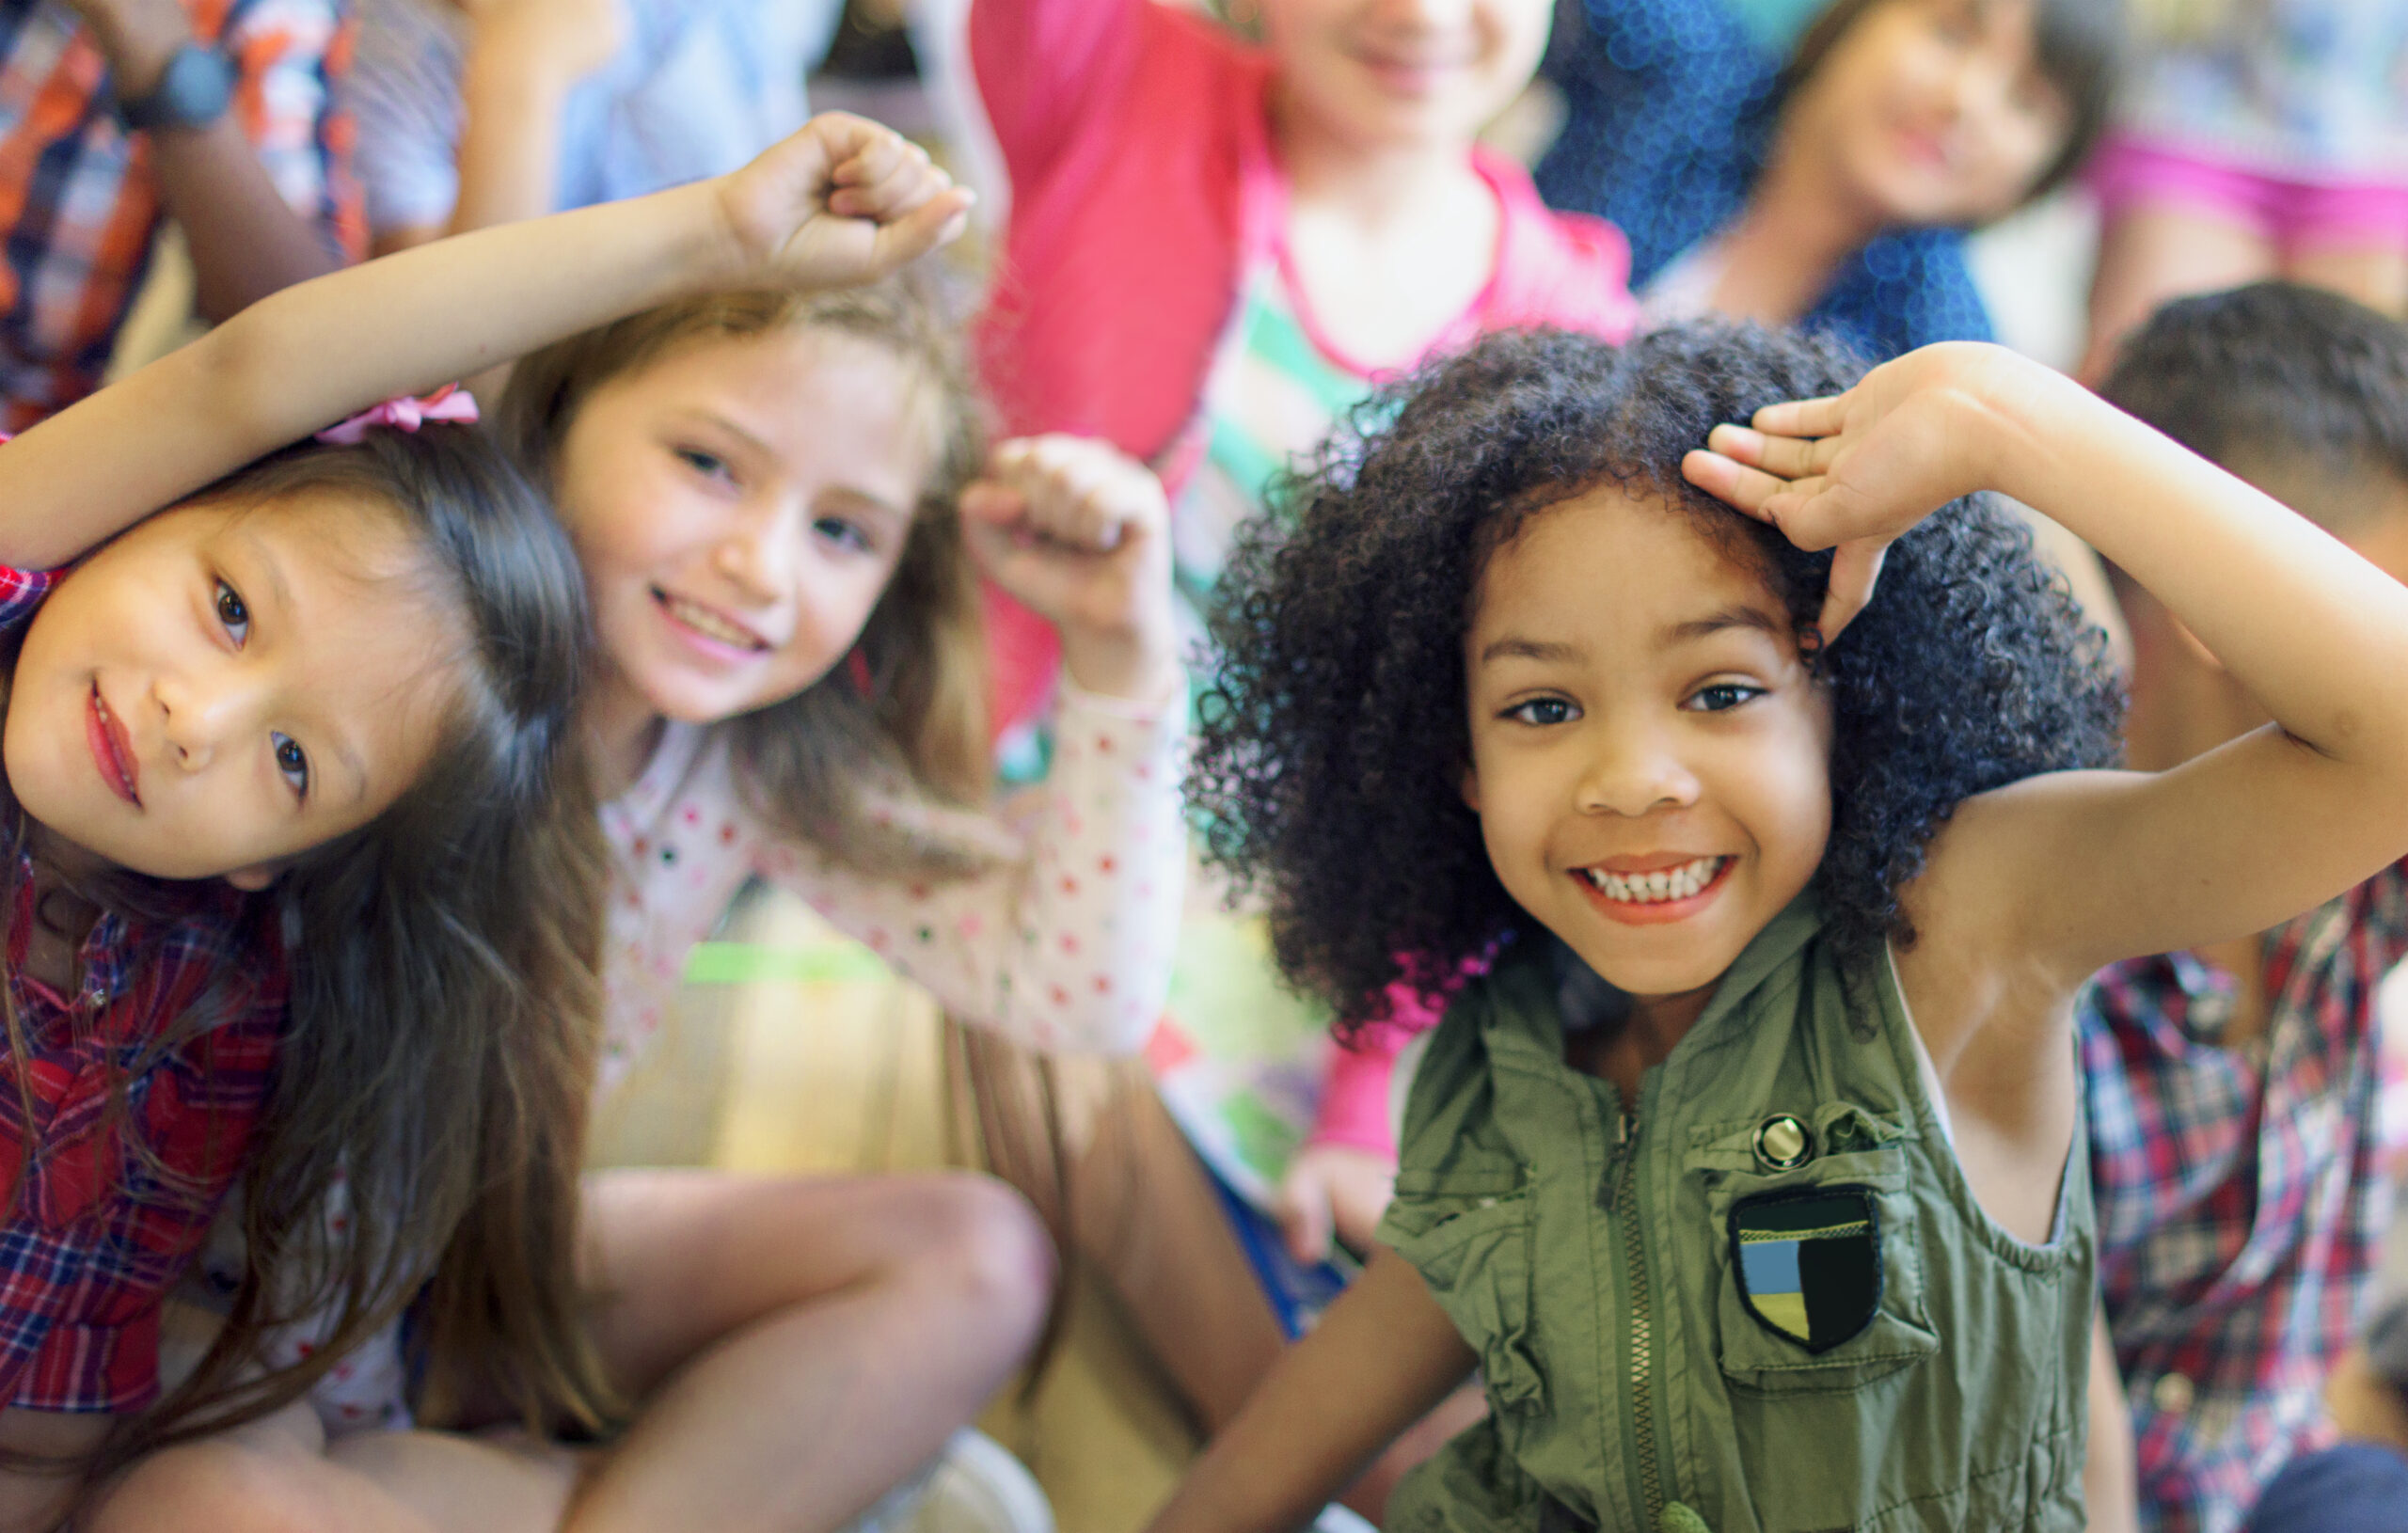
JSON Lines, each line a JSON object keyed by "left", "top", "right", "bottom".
{"left": 1686, "top": 1107, "right": 1940, "bottom": 1396}
{"left": 1388, "top": 1168, "right": 1545, "bottom": 1419}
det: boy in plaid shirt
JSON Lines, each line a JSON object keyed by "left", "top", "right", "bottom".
{"left": 2084, "top": 281, "right": 2408, "bottom": 1533}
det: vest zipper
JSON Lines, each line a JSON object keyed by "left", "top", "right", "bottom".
{"left": 1614, "top": 1107, "right": 1666, "bottom": 1525}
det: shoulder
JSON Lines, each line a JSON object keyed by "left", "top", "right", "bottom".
{"left": 1475, "top": 150, "right": 1640, "bottom": 341}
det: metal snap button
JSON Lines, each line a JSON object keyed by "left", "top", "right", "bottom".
{"left": 2151, "top": 1372, "right": 2194, "bottom": 1414}
{"left": 1752, "top": 1114, "right": 1814, "bottom": 1172}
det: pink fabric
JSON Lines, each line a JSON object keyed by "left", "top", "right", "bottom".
{"left": 314, "top": 384, "right": 479, "bottom": 445}
{"left": 1306, "top": 972, "right": 1482, "bottom": 1156}
{"left": 2090, "top": 133, "right": 2408, "bottom": 250}
{"left": 970, "top": 0, "right": 1640, "bottom": 736}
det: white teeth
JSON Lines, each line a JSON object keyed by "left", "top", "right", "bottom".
{"left": 1580, "top": 856, "right": 1726, "bottom": 904}
{"left": 661, "top": 593, "right": 762, "bottom": 650}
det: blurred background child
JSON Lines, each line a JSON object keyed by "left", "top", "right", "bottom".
{"left": 1537, "top": 0, "right": 2121, "bottom": 362}
{"left": 2084, "top": 281, "right": 2408, "bottom": 1533}
{"left": 2081, "top": 0, "right": 2408, "bottom": 380}
{"left": 0, "top": 0, "right": 358, "bottom": 427}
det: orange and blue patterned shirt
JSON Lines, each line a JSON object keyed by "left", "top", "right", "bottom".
{"left": 0, "top": 0, "right": 364, "bottom": 430}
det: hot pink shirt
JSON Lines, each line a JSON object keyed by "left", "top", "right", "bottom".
{"left": 970, "top": 0, "right": 1640, "bottom": 735}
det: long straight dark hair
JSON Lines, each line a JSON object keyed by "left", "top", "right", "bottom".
{"left": 0, "top": 422, "right": 620, "bottom": 1486}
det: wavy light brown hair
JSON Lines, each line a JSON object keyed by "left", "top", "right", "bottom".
{"left": 0, "top": 424, "right": 619, "bottom": 1490}
{"left": 499, "top": 270, "right": 994, "bottom": 867}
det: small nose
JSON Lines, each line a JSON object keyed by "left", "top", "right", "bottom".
{"left": 1574, "top": 716, "right": 1702, "bottom": 819}
{"left": 709, "top": 503, "right": 799, "bottom": 605}
{"left": 153, "top": 664, "right": 266, "bottom": 773}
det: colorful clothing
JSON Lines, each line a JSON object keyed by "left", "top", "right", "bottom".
{"left": 598, "top": 680, "right": 1186, "bottom": 1086}
{"left": 969, "top": 0, "right": 1637, "bottom": 737}
{"left": 0, "top": 0, "right": 364, "bottom": 428}
{"left": 263, "top": 679, "right": 1189, "bottom": 1435}
{"left": 1382, "top": 904, "right": 2093, "bottom": 1531}
{"left": 1536, "top": 0, "right": 1995, "bottom": 365}
{"left": 2082, "top": 861, "right": 2408, "bottom": 1533}
{"left": 2116, "top": 1, "right": 2408, "bottom": 184}
{"left": 341, "top": 0, "right": 831, "bottom": 240}
{"left": 0, "top": 563, "right": 287, "bottom": 1413}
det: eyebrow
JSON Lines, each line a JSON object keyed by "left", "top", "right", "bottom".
{"left": 1660, "top": 605, "right": 1789, "bottom": 647}
{"left": 1478, "top": 636, "right": 1583, "bottom": 667}
{"left": 234, "top": 531, "right": 372, "bottom": 809}
{"left": 682, "top": 411, "right": 915, "bottom": 524}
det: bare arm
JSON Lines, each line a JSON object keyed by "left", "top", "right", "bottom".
{"left": 71, "top": 0, "right": 342, "bottom": 322}
{"left": 0, "top": 1408, "right": 109, "bottom": 1533}
{"left": 445, "top": 0, "right": 622, "bottom": 236}
{"left": 2083, "top": 1307, "right": 2139, "bottom": 1533}
{"left": 0, "top": 112, "right": 970, "bottom": 571}
{"left": 1687, "top": 344, "right": 2408, "bottom": 991}
{"left": 1148, "top": 1248, "right": 1475, "bottom": 1533}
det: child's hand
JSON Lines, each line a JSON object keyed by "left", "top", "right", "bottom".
{"left": 714, "top": 113, "right": 974, "bottom": 292}
{"left": 1680, "top": 341, "right": 2049, "bottom": 640}
{"left": 1275, "top": 1144, "right": 1397, "bottom": 1266}
{"left": 962, "top": 435, "right": 1180, "bottom": 703}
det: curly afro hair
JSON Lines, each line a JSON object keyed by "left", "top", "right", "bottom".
{"left": 1191, "top": 323, "right": 2123, "bottom": 1029}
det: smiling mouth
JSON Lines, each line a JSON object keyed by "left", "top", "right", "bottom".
{"left": 87, "top": 683, "right": 140, "bottom": 807}
{"left": 652, "top": 588, "right": 769, "bottom": 653}
{"left": 1577, "top": 855, "right": 1730, "bottom": 906}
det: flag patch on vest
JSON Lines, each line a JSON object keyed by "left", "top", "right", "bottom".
{"left": 1728, "top": 1187, "right": 1881, "bottom": 1354}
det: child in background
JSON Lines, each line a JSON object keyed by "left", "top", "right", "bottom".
{"left": 105, "top": 125, "right": 1188, "bottom": 1532}
{"left": 0, "top": 96, "right": 902, "bottom": 1514}
{"left": 0, "top": 0, "right": 358, "bottom": 426}
{"left": 2081, "top": 0, "right": 2408, "bottom": 381}
{"left": 343, "top": 0, "right": 832, "bottom": 252}
{"left": 970, "top": 0, "right": 1639, "bottom": 737}
{"left": 1538, "top": 0, "right": 2120, "bottom": 361}
{"left": 1149, "top": 318, "right": 2408, "bottom": 1532}
{"left": 2081, "top": 282, "right": 2408, "bottom": 1533}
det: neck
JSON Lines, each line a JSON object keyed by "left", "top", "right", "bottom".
{"left": 1273, "top": 89, "right": 1474, "bottom": 232}
{"left": 581, "top": 669, "right": 667, "bottom": 803}
{"left": 1715, "top": 136, "right": 1885, "bottom": 324}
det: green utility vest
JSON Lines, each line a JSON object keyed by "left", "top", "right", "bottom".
{"left": 1377, "top": 898, "right": 2093, "bottom": 1533}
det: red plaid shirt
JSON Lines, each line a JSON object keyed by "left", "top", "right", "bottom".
{"left": 2082, "top": 861, "right": 2408, "bottom": 1533}
{"left": 0, "top": 562, "right": 286, "bottom": 1413}
{"left": 0, "top": 0, "right": 364, "bottom": 429}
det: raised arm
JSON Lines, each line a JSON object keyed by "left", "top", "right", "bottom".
{"left": 967, "top": 0, "right": 1142, "bottom": 184}
{"left": 0, "top": 113, "right": 969, "bottom": 572}
{"left": 1686, "top": 342, "right": 2408, "bottom": 985}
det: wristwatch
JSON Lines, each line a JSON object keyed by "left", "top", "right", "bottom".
{"left": 112, "top": 43, "right": 234, "bottom": 134}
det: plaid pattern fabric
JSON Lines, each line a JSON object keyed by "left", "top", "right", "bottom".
{"left": 0, "top": 0, "right": 363, "bottom": 430}
{"left": 2082, "top": 862, "right": 2408, "bottom": 1533}
{"left": 0, "top": 564, "right": 287, "bottom": 1412}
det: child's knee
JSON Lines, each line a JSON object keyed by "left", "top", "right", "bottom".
{"left": 89, "top": 1440, "right": 332, "bottom": 1533}
{"left": 911, "top": 1172, "right": 1057, "bottom": 1335}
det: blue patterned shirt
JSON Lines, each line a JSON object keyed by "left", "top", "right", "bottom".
{"left": 1534, "top": 0, "right": 1995, "bottom": 364}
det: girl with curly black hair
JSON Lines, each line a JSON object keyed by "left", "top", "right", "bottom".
{"left": 1149, "top": 321, "right": 2408, "bottom": 1533}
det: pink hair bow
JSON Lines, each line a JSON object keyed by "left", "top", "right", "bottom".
{"left": 315, "top": 384, "right": 480, "bottom": 445}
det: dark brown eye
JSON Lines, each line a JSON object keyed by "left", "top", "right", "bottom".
{"left": 215, "top": 580, "right": 248, "bottom": 631}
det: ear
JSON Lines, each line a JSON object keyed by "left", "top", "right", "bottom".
{"left": 1460, "top": 761, "right": 1481, "bottom": 814}
{"left": 221, "top": 861, "right": 282, "bottom": 893}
